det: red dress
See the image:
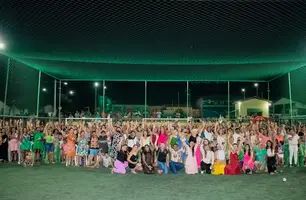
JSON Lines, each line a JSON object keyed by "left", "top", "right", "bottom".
{"left": 224, "top": 152, "right": 241, "bottom": 175}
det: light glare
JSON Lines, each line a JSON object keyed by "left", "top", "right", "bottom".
{"left": 0, "top": 42, "right": 5, "bottom": 50}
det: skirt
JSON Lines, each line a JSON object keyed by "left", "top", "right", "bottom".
{"left": 212, "top": 160, "right": 226, "bottom": 175}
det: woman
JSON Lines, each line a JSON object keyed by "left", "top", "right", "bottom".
{"left": 157, "top": 126, "right": 168, "bottom": 145}
{"left": 156, "top": 143, "right": 169, "bottom": 174}
{"left": 140, "top": 130, "right": 151, "bottom": 147}
{"left": 183, "top": 135, "right": 198, "bottom": 175}
{"left": 142, "top": 144, "right": 155, "bottom": 174}
{"left": 242, "top": 144, "right": 254, "bottom": 174}
{"left": 127, "top": 144, "right": 142, "bottom": 174}
{"left": 266, "top": 140, "right": 277, "bottom": 175}
{"left": 212, "top": 144, "right": 226, "bottom": 175}
{"left": 0, "top": 131, "right": 8, "bottom": 162}
{"left": 200, "top": 144, "right": 214, "bottom": 174}
{"left": 224, "top": 141, "right": 242, "bottom": 175}
{"left": 112, "top": 137, "right": 128, "bottom": 174}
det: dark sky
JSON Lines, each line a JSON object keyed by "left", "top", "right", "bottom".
{"left": 59, "top": 81, "right": 269, "bottom": 112}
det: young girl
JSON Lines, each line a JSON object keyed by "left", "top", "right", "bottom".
{"left": 88, "top": 133, "right": 99, "bottom": 166}
{"left": 65, "top": 128, "right": 76, "bottom": 167}
{"left": 8, "top": 131, "right": 19, "bottom": 162}
{"left": 32, "top": 128, "right": 44, "bottom": 163}
{"left": 44, "top": 131, "right": 54, "bottom": 164}
{"left": 20, "top": 131, "right": 31, "bottom": 164}
{"left": 77, "top": 131, "right": 89, "bottom": 167}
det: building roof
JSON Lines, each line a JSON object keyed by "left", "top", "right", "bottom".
{"left": 235, "top": 97, "right": 271, "bottom": 104}
{"left": 1, "top": 0, "right": 306, "bottom": 81}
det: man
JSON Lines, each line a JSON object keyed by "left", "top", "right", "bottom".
{"left": 169, "top": 143, "right": 184, "bottom": 174}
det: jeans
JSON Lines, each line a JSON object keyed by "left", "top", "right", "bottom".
{"left": 158, "top": 161, "right": 168, "bottom": 174}
{"left": 169, "top": 161, "right": 184, "bottom": 174}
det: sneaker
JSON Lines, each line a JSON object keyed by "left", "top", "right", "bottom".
{"left": 201, "top": 171, "right": 204, "bottom": 174}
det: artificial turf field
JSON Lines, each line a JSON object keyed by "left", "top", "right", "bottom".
{"left": 1, "top": 164, "right": 305, "bottom": 200}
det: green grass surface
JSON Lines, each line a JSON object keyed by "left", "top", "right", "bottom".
{"left": 1, "top": 164, "right": 306, "bottom": 200}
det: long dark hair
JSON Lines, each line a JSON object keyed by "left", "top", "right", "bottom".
{"left": 244, "top": 144, "right": 251, "bottom": 156}
{"left": 266, "top": 140, "right": 273, "bottom": 151}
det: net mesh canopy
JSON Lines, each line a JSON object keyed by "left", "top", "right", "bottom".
{"left": 1, "top": 0, "right": 306, "bottom": 81}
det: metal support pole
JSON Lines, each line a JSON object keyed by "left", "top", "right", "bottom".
{"left": 94, "top": 87, "right": 97, "bottom": 114}
{"left": 267, "top": 82, "right": 270, "bottom": 101}
{"left": 144, "top": 81, "right": 147, "bottom": 118}
{"left": 58, "top": 80, "right": 62, "bottom": 122}
{"left": 53, "top": 79, "right": 57, "bottom": 117}
{"left": 228, "top": 81, "right": 230, "bottom": 119}
{"left": 186, "top": 81, "right": 189, "bottom": 117}
{"left": 288, "top": 73, "right": 293, "bottom": 124}
{"left": 103, "top": 80, "right": 106, "bottom": 113}
{"left": 36, "top": 71, "right": 41, "bottom": 117}
{"left": 3, "top": 58, "right": 10, "bottom": 115}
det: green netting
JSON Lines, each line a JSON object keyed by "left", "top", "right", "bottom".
{"left": 0, "top": 54, "right": 8, "bottom": 107}
{"left": 1, "top": 0, "right": 306, "bottom": 80}
{"left": 39, "top": 73, "right": 55, "bottom": 117}
{"left": 6, "top": 59, "right": 38, "bottom": 115}
{"left": 291, "top": 66, "right": 306, "bottom": 116}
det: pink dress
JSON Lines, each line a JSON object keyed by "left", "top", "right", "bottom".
{"left": 243, "top": 153, "right": 255, "bottom": 170}
{"left": 9, "top": 136, "right": 19, "bottom": 152}
{"left": 157, "top": 132, "right": 168, "bottom": 145}
{"left": 195, "top": 146, "right": 201, "bottom": 168}
{"left": 185, "top": 146, "right": 198, "bottom": 174}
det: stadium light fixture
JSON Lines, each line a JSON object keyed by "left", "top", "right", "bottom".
{"left": 69, "top": 90, "right": 74, "bottom": 95}
{"left": 64, "top": 82, "right": 68, "bottom": 86}
{"left": 94, "top": 82, "right": 99, "bottom": 87}
{"left": 0, "top": 42, "right": 5, "bottom": 50}
{"left": 42, "top": 88, "right": 47, "bottom": 92}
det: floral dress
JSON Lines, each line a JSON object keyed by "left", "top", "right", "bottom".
{"left": 110, "top": 133, "right": 122, "bottom": 159}
{"left": 77, "top": 138, "right": 89, "bottom": 156}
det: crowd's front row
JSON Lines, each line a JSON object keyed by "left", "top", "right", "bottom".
{"left": 0, "top": 120, "right": 305, "bottom": 176}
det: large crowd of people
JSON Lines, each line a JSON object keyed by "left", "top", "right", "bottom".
{"left": 0, "top": 118, "right": 305, "bottom": 176}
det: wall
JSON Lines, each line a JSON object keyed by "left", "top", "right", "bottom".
{"left": 236, "top": 99, "right": 270, "bottom": 117}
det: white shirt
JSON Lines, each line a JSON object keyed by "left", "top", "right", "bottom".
{"left": 200, "top": 147, "right": 214, "bottom": 164}
{"left": 216, "top": 150, "right": 225, "bottom": 161}
{"left": 102, "top": 155, "right": 111, "bottom": 167}
{"left": 204, "top": 130, "right": 213, "bottom": 141}
{"left": 233, "top": 133, "right": 240, "bottom": 143}
{"left": 289, "top": 134, "right": 299, "bottom": 146}
{"left": 170, "top": 148, "right": 182, "bottom": 163}
{"left": 127, "top": 136, "right": 138, "bottom": 148}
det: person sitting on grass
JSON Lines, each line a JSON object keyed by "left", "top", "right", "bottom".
{"left": 169, "top": 143, "right": 184, "bottom": 174}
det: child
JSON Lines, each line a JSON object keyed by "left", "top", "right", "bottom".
{"left": 298, "top": 139, "right": 305, "bottom": 167}
{"left": 8, "top": 132, "right": 19, "bottom": 162}
{"left": 276, "top": 141, "right": 284, "bottom": 167}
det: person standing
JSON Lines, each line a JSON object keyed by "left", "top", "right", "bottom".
{"left": 288, "top": 129, "right": 299, "bottom": 167}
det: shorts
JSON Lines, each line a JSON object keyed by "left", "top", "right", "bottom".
{"left": 89, "top": 149, "right": 98, "bottom": 156}
{"left": 45, "top": 143, "right": 54, "bottom": 152}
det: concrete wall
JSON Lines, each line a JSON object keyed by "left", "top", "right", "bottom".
{"left": 235, "top": 99, "right": 270, "bottom": 117}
